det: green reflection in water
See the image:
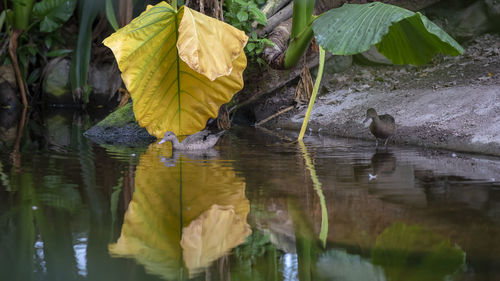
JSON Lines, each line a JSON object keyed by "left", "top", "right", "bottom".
{"left": 0, "top": 162, "right": 10, "bottom": 190}
{"left": 108, "top": 144, "right": 251, "bottom": 280}
{"left": 298, "top": 141, "right": 328, "bottom": 247}
{"left": 372, "top": 222, "right": 466, "bottom": 281}
{"left": 231, "top": 231, "right": 280, "bottom": 281}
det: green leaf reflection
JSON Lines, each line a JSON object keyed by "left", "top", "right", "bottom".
{"left": 372, "top": 222, "right": 465, "bottom": 281}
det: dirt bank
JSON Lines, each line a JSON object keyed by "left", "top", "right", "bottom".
{"left": 262, "top": 33, "right": 500, "bottom": 156}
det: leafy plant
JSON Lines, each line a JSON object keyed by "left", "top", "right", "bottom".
{"left": 103, "top": 2, "right": 248, "bottom": 137}
{"left": 224, "top": 0, "right": 272, "bottom": 66}
{"left": 246, "top": 31, "right": 273, "bottom": 66}
{"left": 70, "top": 0, "right": 102, "bottom": 105}
{"left": 283, "top": 1, "right": 464, "bottom": 140}
{"left": 1, "top": 0, "right": 76, "bottom": 106}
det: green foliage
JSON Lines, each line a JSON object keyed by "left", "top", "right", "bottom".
{"left": 289, "top": 0, "right": 463, "bottom": 140}
{"left": 247, "top": 31, "right": 273, "bottom": 66}
{"left": 0, "top": 0, "right": 76, "bottom": 88}
{"left": 70, "top": 0, "right": 103, "bottom": 104}
{"left": 31, "top": 0, "right": 77, "bottom": 33}
{"left": 232, "top": 230, "right": 281, "bottom": 281}
{"left": 2, "top": 29, "right": 70, "bottom": 85}
{"left": 0, "top": 10, "right": 6, "bottom": 32}
{"left": 105, "top": 0, "right": 119, "bottom": 31}
{"left": 224, "top": 0, "right": 272, "bottom": 66}
{"left": 235, "top": 230, "right": 272, "bottom": 264}
{"left": 312, "top": 2, "right": 463, "bottom": 65}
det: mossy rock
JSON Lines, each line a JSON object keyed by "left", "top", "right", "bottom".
{"left": 84, "top": 103, "right": 156, "bottom": 145}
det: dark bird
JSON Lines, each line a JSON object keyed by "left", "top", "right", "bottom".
{"left": 364, "top": 108, "right": 396, "bottom": 147}
{"left": 159, "top": 130, "right": 224, "bottom": 150}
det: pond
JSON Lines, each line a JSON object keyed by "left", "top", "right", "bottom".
{"left": 1, "top": 110, "right": 500, "bottom": 281}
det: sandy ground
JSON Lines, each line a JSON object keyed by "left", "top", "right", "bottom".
{"left": 264, "top": 33, "right": 500, "bottom": 156}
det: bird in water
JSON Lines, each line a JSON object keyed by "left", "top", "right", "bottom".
{"left": 158, "top": 130, "right": 225, "bottom": 150}
{"left": 364, "top": 108, "right": 396, "bottom": 147}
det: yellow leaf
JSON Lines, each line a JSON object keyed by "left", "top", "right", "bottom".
{"left": 108, "top": 145, "right": 250, "bottom": 279}
{"left": 177, "top": 7, "right": 248, "bottom": 81}
{"left": 103, "top": 3, "right": 247, "bottom": 137}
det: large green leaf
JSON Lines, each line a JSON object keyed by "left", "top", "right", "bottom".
{"left": 32, "top": 0, "right": 77, "bottom": 33}
{"left": 103, "top": 3, "right": 247, "bottom": 137}
{"left": 312, "top": 2, "right": 464, "bottom": 65}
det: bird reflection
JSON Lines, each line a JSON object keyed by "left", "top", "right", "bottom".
{"left": 370, "top": 151, "right": 396, "bottom": 176}
{"left": 160, "top": 148, "right": 219, "bottom": 167}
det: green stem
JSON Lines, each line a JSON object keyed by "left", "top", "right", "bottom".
{"left": 298, "top": 46, "right": 325, "bottom": 141}
{"left": 284, "top": 0, "right": 316, "bottom": 69}
{"left": 172, "top": 0, "right": 178, "bottom": 11}
{"left": 283, "top": 21, "right": 314, "bottom": 69}
{"left": 12, "top": 0, "right": 34, "bottom": 30}
{"left": 291, "top": 0, "right": 314, "bottom": 38}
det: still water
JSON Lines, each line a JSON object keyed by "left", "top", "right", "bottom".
{"left": 1, "top": 110, "right": 500, "bottom": 281}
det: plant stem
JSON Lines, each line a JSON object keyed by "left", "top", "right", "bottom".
{"left": 291, "top": 0, "right": 314, "bottom": 38}
{"left": 12, "top": 0, "right": 34, "bottom": 30}
{"left": 8, "top": 29, "right": 28, "bottom": 108}
{"left": 283, "top": 0, "right": 315, "bottom": 69}
{"left": 283, "top": 21, "right": 314, "bottom": 69}
{"left": 297, "top": 46, "right": 325, "bottom": 141}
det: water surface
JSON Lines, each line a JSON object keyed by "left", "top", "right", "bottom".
{"left": 1, "top": 112, "right": 499, "bottom": 281}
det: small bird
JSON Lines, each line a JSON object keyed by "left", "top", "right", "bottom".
{"left": 158, "top": 130, "right": 225, "bottom": 150}
{"left": 364, "top": 108, "right": 396, "bottom": 147}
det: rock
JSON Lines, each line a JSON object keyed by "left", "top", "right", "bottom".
{"left": 0, "top": 65, "right": 21, "bottom": 110}
{"left": 43, "top": 58, "right": 122, "bottom": 107}
{"left": 355, "top": 46, "right": 393, "bottom": 66}
{"left": 0, "top": 111, "right": 18, "bottom": 150}
{"left": 0, "top": 64, "right": 16, "bottom": 86}
{"left": 0, "top": 82, "right": 21, "bottom": 110}
{"left": 46, "top": 112, "right": 72, "bottom": 147}
{"left": 84, "top": 103, "right": 156, "bottom": 145}
{"left": 485, "top": 0, "right": 500, "bottom": 28}
{"left": 88, "top": 63, "right": 122, "bottom": 106}
{"left": 324, "top": 55, "right": 353, "bottom": 75}
{"left": 426, "top": 0, "right": 494, "bottom": 40}
{"left": 42, "top": 58, "right": 73, "bottom": 105}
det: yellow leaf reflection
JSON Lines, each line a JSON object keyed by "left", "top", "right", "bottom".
{"left": 181, "top": 204, "right": 251, "bottom": 276}
{"left": 109, "top": 145, "right": 251, "bottom": 280}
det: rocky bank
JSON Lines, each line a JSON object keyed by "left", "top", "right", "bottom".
{"left": 255, "top": 33, "right": 500, "bottom": 156}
